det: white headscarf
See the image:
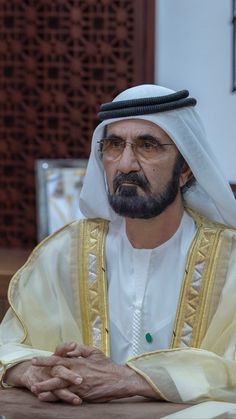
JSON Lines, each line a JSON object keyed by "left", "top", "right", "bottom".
{"left": 80, "top": 84, "right": 236, "bottom": 228}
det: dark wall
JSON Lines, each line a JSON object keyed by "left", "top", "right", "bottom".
{"left": 0, "top": 0, "right": 155, "bottom": 248}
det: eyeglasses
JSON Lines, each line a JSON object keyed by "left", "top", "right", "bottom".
{"left": 97, "top": 137, "right": 175, "bottom": 161}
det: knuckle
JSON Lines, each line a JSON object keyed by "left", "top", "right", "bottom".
{"left": 52, "top": 355, "right": 61, "bottom": 363}
{"left": 52, "top": 365, "right": 64, "bottom": 374}
{"left": 55, "top": 376, "right": 65, "bottom": 387}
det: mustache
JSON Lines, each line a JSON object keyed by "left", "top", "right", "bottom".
{"left": 113, "top": 173, "right": 150, "bottom": 192}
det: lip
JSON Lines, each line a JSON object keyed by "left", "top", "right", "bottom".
{"left": 117, "top": 182, "right": 139, "bottom": 189}
{"left": 115, "top": 182, "right": 138, "bottom": 193}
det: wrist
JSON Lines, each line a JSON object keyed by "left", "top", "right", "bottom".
{"left": 3, "top": 360, "right": 32, "bottom": 387}
{"left": 124, "top": 366, "right": 160, "bottom": 399}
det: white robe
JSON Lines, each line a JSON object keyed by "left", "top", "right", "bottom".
{"left": 107, "top": 211, "right": 196, "bottom": 363}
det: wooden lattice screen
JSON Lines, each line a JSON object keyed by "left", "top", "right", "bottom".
{"left": 0, "top": 0, "right": 154, "bottom": 248}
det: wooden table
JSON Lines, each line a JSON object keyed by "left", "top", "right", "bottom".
{"left": 0, "top": 248, "right": 31, "bottom": 321}
{"left": 0, "top": 388, "right": 190, "bottom": 419}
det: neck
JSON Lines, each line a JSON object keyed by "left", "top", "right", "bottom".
{"left": 125, "top": 196, "right": 185, "bottom": 249}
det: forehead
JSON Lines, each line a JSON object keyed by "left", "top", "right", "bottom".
{"left": 106, "top": 119, "right": 173, "bottom": 143}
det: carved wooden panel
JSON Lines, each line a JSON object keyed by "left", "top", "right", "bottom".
{"left": 0, "top": 0, "right": 154, "bottom": 247}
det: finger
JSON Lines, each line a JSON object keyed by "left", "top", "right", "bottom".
{"left": 54, "top": 342, "right": 84, "bottom": 358}
{"left": 31, "top": 377, "right": 67, "bottom": 394}
{"left": 37, "top": 391, "right": 59, "bottom": 402}
{"left": 55, "top": 344, "right": 101, "bottom": 359}
{"left": 51, "top": 365, "right": 83, "bottom": 385}
{"left": 66, "top": 344, "right": 101, "bottom": 358}
{"left": 66, "top": 349, "right": 84, "bottom": 357}
{"left": 54, "top": 388, "right": 82, "bottom": 405}
{"left": 54, "top": 342, "right": 77, "bottom": 357}
{"left": 32, "top": 355, "right": 70, "bottom": 368}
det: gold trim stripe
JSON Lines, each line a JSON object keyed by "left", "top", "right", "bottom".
{"left": 79, "top": 219, "right": 110, "bottom": 356}
{"left": 193, "top": 229, "right": 222, "bottom": 346}
{"left": 172, "top": 210, "right": 228, "bottom": 349}
{"left": 79, "top": 220, "right": 92, "bottom": 346}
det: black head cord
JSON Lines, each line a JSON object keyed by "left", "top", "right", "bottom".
{"left": 98, "top": 90, "right": 197, "bottom": 121}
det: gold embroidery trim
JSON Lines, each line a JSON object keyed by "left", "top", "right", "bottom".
{"left": 193, "top": 229, "right": 222, "bottom": 347}
{"left": 78, "top": 220, "right": 91, "bottom": 346}
{"left": 79, "top": 219, "right": 109, "bottom": 356}
{"left": 171, "top": 211, "right": 225, "bottom": 349}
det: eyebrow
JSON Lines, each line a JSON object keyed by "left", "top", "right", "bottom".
{"left": 104, "top": 133, "right": 163, "bottom": 145}
{"left": 103, "top": 133, "right": 123, "bottom": 140}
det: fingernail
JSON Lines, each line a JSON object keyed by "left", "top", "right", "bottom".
{"left": 31, "top": 385, "right": 37, "bottom": 392}
{"left": 75, "top": 377, "right": 83, "bottom": 384}
{"left": 73, "top": 397, "right": 82, "bottom": 405}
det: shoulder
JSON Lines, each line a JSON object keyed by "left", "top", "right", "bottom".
{"left": 8, "top": 221, "right": 80, "bottom": 285}
{"left": 187, "top": 208, "right": 236, "bottom": 235}
{"left": 31, "top": 219, "right": 82, "bottom": 258}
{"left": 21, "top": 218, "right": 109, "bottom": 268}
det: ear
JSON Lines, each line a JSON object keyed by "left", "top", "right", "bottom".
{"left": 179, "top": 162, "right": 192, "bottom": 188}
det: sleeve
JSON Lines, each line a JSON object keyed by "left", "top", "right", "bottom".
{"left": 0, "top": 292, "right": 55, "bottom": 385}
{"left": 0, "top": 223, "right": 83, "bottom": 386}
{"left": 127, "top": 347, "right": 236, "bottom": 403}
{"left": 0, "top": 341, "right": 53, "bottom": 387}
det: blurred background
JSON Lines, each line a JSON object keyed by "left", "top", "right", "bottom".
{"left": 0, "top": 0, "right": 154, "bottom": 248}
{"left": 0, "top": 0, "right": 235, "bottom": 250}
{"left": 156, "top": 0, "right": 236, "bottom": 184}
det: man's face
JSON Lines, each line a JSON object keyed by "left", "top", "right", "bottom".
{"left": 101, "top": 119, "right": 188, "bottom": 219}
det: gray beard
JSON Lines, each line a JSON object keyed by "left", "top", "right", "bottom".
{"left": 108, "top": 175, "right": 180, "bottom": 219}
{"left": 107, "top": 153, "right": 185, "bottom": 219}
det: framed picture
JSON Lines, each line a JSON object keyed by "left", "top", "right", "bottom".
{"left": 36, "top": 159, "right": 87, "bottom": 242}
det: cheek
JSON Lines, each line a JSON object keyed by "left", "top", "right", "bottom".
{"left": 103, "top": 160, "right": 116, "bottom": 191}
{"left": 145, "top": 161, "right": 174, "bottom": 189}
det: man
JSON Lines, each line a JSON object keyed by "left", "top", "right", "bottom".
{"left": 1, "top": 84, "right": 236, "bottom": 405}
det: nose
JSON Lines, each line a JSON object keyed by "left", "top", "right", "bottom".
{"left": 116, "top": 143, "right": 141, "bottom": 174}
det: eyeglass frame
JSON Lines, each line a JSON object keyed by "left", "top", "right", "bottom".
{"left": 97, "top": 136, "right": 175, "bottom": 161}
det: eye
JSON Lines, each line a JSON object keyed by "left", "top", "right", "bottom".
{"left": 109, "top": 138, "right": 123, "bottom": 148}
{"left": 138, "top": 139, "right": 158, "bottom": 151}
{"left": 99, "top": 138, "right": 124, "bottom": 153}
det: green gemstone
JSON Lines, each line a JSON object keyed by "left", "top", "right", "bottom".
{"left": 145, "top": 333, "right": 153, "bottom": 343}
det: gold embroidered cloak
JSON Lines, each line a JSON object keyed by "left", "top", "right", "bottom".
{"left": 1, "top": 211, "right": 236, "bottom": 403}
